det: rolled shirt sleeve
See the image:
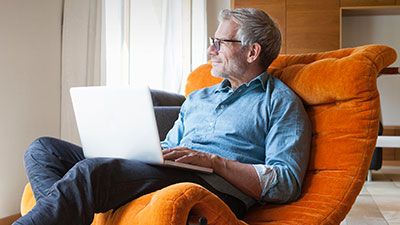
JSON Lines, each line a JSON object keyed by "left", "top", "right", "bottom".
{"left": 254, "top": 90, "right": 312, "bottom": 203}
{"left": 252, "top": 164, "right": 278, "bottom": 199}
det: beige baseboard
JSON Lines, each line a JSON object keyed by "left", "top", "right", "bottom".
{"left": 0, "top": 214, "right": 21, "bottom": 225}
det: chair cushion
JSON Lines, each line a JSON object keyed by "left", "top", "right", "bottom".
{"left": 154, "top": 106, "right": 181, "bottom": 141}
{"left": 150, "top": 89, "right": 185, "bottom": 106}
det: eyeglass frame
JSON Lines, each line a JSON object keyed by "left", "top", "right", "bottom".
{"left": 209, "top": 37, "right": 242, "bottom": 52}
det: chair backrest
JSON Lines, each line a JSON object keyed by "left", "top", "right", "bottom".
{"left": 185, "top": 45, "right": 396, "bottom": 224}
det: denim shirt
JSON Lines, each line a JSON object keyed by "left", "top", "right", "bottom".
{"left": 161, "top": 72, "right": 311, "bottom": 203}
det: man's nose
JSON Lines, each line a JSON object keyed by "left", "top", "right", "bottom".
{"left": 207, "top": 44, "right": 218, "bottom": 56}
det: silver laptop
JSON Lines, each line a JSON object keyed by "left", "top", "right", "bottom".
{"left": 70, "top": 86, "right": 212, "bottom": 173}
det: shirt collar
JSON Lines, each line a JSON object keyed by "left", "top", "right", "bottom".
{"left": 215, "top": 79, "right": 232, "bottom": 93}
{"left": 214, "top": 71, "right": 269, "bottom": 93}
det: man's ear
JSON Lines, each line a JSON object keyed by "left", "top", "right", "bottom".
{"left": 247, "top": 43, "right": 261, "bottom": 63}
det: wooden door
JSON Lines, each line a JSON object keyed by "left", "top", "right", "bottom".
{"left": 286, "top": 0, "right": 340, "bottom": 54}
{"left": 233, "top": 0, "right": 287, "bottom": 53}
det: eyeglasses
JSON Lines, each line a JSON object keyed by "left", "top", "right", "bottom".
{"left": 209, "top": 37, "right": 241, "bottom": 52}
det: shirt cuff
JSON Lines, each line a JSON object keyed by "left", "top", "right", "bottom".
{"left": 160, "top": 141, "right": 170, "bottom": 149}
{"left": 252, "top": 164, "right": 278, "bottom": 201}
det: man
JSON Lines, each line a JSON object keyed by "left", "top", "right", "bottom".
{"left": 14, "top": 8, "right": 311, "bottom": 225}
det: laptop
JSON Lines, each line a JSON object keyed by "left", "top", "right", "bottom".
{"left": 70, "top": 86, "right": 213, "bottom": 173}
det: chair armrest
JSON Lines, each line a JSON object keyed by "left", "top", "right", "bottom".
{"left": 150, "top": 89, "right": 185, "bottom": 106}
{"left": 21, "top": 183, "right": 245, "bottom": 225}
{"left": 93, "top": 182, "right": 245, "bottom": 225}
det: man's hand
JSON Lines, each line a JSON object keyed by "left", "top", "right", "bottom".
{"left": 163, "top": 146, "right": 262, "bottom": 199}
{"left": 162, "top": 147, "right": 219, "bottom": 169}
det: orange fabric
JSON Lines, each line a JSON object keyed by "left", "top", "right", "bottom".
{"left": 21, "top": 183, "right": 246, "bottom": 225}
{"left": 184, "top": 63, "right": 222, "bottom": 97}
{"left": 21, "top": 45, "right": 397, "bottom": 224}
{"left": 20, "top": 183, "right": 36, "bottom": 216}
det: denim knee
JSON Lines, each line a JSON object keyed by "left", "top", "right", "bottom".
{"left": 25, "top": 136, "right": 57, "bottom": 154}
{"left": 69, "top": 158, "right": 113, "bottom": 181}
{"left": 24, "top": 137, "right": 55, "bottom": 162}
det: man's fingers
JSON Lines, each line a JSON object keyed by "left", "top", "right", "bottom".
{"left": 162, "top": 147, "right": 194, "bottom": 155}
{"left": 175, "top": 153, "right": 212, "bottom": 169}
{"left": 162, "top": 148, "right": 172, "bottom": 154}
{"left": 169, "top": 146, "right": 191, "bottom": 151}
{"left": 163, "top": 150, "right": 188, "bottom": 160}
{"left": 175, "top": 154, "right": 195, "bottom": 163}
{"left": 162, "top": 147, "right": 201, "bottom": 161}
{"left": 162, "top": 148, "right": 186, "bottom": 155}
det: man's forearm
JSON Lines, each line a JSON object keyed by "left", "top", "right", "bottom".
{"left": 163, "top": 147, "right": 263, "bottom": 199}
{"left": 211, "top": 155, "right": 261, "bottom": 200}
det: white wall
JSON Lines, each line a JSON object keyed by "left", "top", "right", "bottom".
{"left": 206, "top": 0, "right": 231, "bottom": 38}
{"left": 0, "top": 0, "right": 62, "bottom": 217}
{"left": 342, "top": 15, "right": 400, "bottom": 126}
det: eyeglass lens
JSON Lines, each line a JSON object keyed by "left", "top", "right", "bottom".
{"left": 209, "top": 37, "right": 220, "bottom": 51}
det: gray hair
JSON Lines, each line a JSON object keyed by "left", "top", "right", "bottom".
{"left": 218, "top": 8, "right": 281, "bottom": 69}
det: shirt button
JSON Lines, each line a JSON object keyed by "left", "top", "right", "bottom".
{"left": 220, "top": 105, "right": 224, "bottom": 109}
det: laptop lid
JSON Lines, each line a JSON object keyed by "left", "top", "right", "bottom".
{"left": 70, "top": 86, "right": 164, "bottom": 164}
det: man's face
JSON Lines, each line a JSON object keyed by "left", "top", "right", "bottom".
{"left": 208, "top": 19, "right": 248, "bottom": 79}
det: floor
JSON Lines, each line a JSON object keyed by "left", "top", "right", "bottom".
{"left": 342, "top": 163, "right": 400, "bottom": 225}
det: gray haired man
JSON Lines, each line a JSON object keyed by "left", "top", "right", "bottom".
{"left": 14, "top": 8, "right": 311, "bottom": 225}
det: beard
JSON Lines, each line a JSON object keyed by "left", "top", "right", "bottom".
{"left": 210, "top": 56, "right": 248, "bottom": 79}
{"left": 211, "top": 67, "right": 229, "bottom": 78}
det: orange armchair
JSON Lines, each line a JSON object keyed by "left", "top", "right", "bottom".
{"left": 21, "top": 45, "right": 396, "bottom": 224}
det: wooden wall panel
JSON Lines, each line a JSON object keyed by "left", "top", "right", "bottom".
{"left": 341, "top": 0, "right": 397, "bottom": 7}
{"left": 233, "top": 0, "right": 287, "bottom": 53}
{"left": 286, "top": 0, "right": 340, "bottom": 54}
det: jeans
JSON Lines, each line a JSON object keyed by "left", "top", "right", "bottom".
{"left": 13, "top": 137, "right": 246, "bottom": 225}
